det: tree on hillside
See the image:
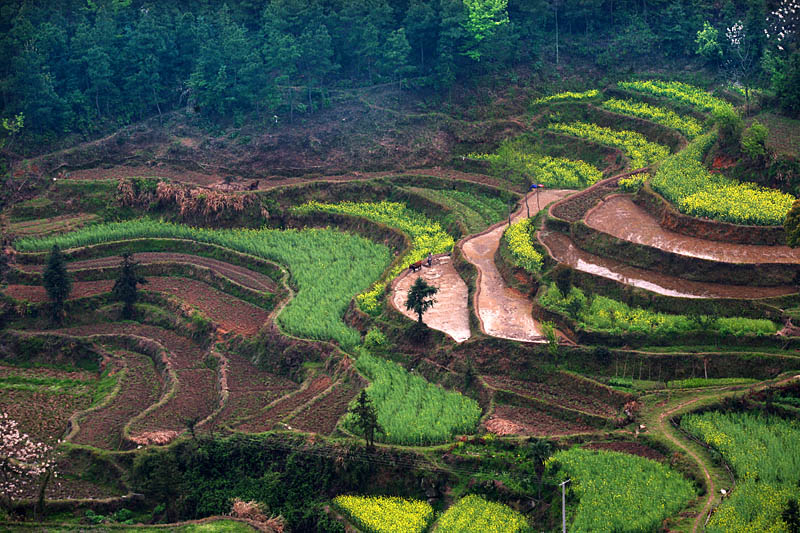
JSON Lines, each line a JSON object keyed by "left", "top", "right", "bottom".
{"left": 349, "top": 390, "right": 382, "bottom": 448}
{"left": 112, "top": 252, "right": 147, "bottom": 319}
{"left": 405, "top": 277, "right": 438, "bottom": 324}
{"left": 43, "top": 245, "right": 71, "bottom": 324}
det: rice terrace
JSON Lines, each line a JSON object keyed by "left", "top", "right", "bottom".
{"left": 1, "top": 1, "right": 800, "bottom": 532}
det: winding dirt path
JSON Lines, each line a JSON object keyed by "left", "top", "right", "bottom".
{"left": 390, "top": 254, "right": 471, "bottom": 342}
{"left": 16, "top": 252, "right": 277, "bottom": 293}
{"left": 656, "top": 396, "right": 716, "bottom": 533}
{"left": 461, "top": 189, "right": 573, "bottom": 342}
{"left": 538, "top": 230, "right": 797, "bottom": 299}
{"left": 586, "top": 194, "right": 800, "bottom": 264}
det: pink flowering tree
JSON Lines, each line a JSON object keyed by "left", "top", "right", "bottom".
{"left": 0, "top": 413, "right": 56, "bottom": 513}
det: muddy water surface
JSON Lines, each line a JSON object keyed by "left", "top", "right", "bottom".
{"left": 538, "top": 230, "right": 796, "bottom": 299}
{"left": 461, "top": 189, "right": 573, "bottom": 342}
{"left": 585, "top": 195, "right": 800, "bottom": 264}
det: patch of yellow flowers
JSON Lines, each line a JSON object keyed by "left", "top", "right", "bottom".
{"left": 601, "top": 98, "right": 703, "bottom": 138}
{"left": 652, "top": 132, "right": 795, "bottom": 226}
{"left": 504, "top": 218, "right": 543, "bottom": 273}
{"left": 332, "top": 495, "right": 433, "bottom": 533}
{"left": 292, "top": 200, "right": 454, "bottom": 313}
{"left": 618, "top": 79, "right": 734, "bottom": 114}
{"left": 435, "top": 494, "right": 529, "bottom": 533}
{"left": 533, "top": 89, "right": 599, "bottom": 105}
{"left": 548, "top": 121, "right": 670, "bottom": 168}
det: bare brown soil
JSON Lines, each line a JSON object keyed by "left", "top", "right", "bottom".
{"left": 586, "top": 194, "right": 800, "bottom": 264}
{"left": 485, "top": 405, "right": 595, "bottom": 436}
{"left": 482, "top": 375, "right": 621, "bottom": 418}
{"left": 0, "top": 388, "right": 92, "bottom": 445}
{"left": 131, "top": 368, "right": 217, "bottom": 435}
{"left": 390, "top": 255, "right": 470, "bottom": 343}
{"left": 236, "top": 375, "right": 333, "bottom": 433}
{"left": 288, "top": 377, "right": 365, "bottom": 436}
{"left": 17, "top": 252, "right": 278, "bottom": 292}
{"left": 0, "top": 364, "right": 94, "bottom": 382}
{"left": 460, "top": 189, "right": 573, "bottom": 342}
{"left": 4, "top": 276, "right": 270, "bottom": 335}
{"left": 217, "top": 351, "right": 298, "bottom": 428}
{"left": 538, "top": 230, "right": 797, "bottom": 299}
{"left": 72, "top": 351, "right": 163, "bottom": 449}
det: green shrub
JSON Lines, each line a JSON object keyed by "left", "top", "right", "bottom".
{"left": 741, "top": 120, "right": 769, "bottom": 159}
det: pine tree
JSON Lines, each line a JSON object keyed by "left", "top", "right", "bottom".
{"left": 405, "top": 277, "right": 438, "bottom": 323}
{"left": 112, "top": 252, "right": 147, "bottom": 319}
{"left": 350, "top": 390, "right": 382, "bottom": 448}
{"left": 42, "top": 245, "right": 71, "bottom": 324}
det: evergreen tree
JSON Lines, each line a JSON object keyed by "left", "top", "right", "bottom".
{"left": 349, "top": 390, "right": 382, "bottom": 448}
{"left": 405, "top": 277, "right": 438, "bottom": 323}
{"left": 112, "top": 252, "right": 147, "bottom": 319}
{"left": 42, "top": 245, "right": 71, "bottom": 324}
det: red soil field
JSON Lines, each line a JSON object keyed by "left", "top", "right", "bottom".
{"left": 288, "top": 376, "right": 365, "bottom": 435}
{"left": 236, "top": 375, "right": 333, "bottom": 433}
{"left": 72, "top": 351, "right": 164, "bottom": 449}
{"left": 217, "top": 351, "right": 298, "bottom": 427}
{"left": 4, "top": 276, "right": 270, "bottom": 335}
{"left": 54, "top": 323, "right": 205, "bottom": 369}
{"left": 485, "top": 405, "right": 596, "bottom": 437}
{"left": 129, "top": 368, "right": 217, "bottom": 436}
{"left": 1, "top": 388, "right": 92, "bottom": 445}
{"left": 17, "top": 252, "right": 278, "bottom": 293}
{"left": 482, "top": 375, "right": 621, "bottom": 418}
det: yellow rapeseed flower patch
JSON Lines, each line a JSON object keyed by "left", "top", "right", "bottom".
{"left": 504, "top": 218, "right": 543, "bottom": 273}
{"left": 332, "top": 495, "right": 433, "bottom": 533}
{"left": 533, "top": 89, "right": 599, "bottom": 105}
{"left": 601, "top": 98, "right": 703, "bottom": 138}
{"left": 547, "top": 121, "right": 669, "bottom": 168}
{"left": 618, "top": 79, "right": 734, "bottom": 114}
{"left": 435, "top": 494, "right": 529, "bottom": 533}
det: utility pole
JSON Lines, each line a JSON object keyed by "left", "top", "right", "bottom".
{"left": 560, "top": 478, "right": 571, "bottom": 533}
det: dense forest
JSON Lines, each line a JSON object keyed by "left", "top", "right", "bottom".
{"left": 0, "top": 0, "right": 797, "bottom": 142}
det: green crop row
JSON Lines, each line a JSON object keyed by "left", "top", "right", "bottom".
{"left": 540, "top": 284, "right": 777, "bottom": 336}
{"left": 14, "top": 219, "right": 391, "bottom": 349}
{"left": 681, "top": 411, "right": 800, "bottom": 533}
{"left": 292, "top": 201, "right": 454, "bottom": 313}
{"left": 435, "top": 494, "right": 529, "bottom": 533}
{"left": 504, "top": 218, "right": 543, "bottom": 273}
{"left": 533, "top": 89, "right": 600, "bottom": 105}
{"left": 547, "top": 121, "right": 669, "bottom": 168}
{"left": 545, "top": 448, "right": 694, "bottom": 533}
{"left": 617, "top": 79, "right": 735, "bottom": 114}
{"left": 651, "top": 133, "right": 795, "bottom": 226}
{"left": 344, "top": 353, "right": 481, "bottom": 446}
{"left": 332, "top": 495, "right": 433, "bottom": 533}
{"left": 469, "top": 147, "right": 603, "bottom": 190}
{"left": 600, "top": 98, "right": 703, "bottom": 138}
{"left": 407, "top": 188, "right": 507, "bottom": 234}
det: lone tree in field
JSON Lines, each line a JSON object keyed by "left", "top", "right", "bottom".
{"left": 350, "top": 390, "right": 382, "bottom": 449}
{"left": 405, "top": 277, "right": 438, "bottom": 324}
{"left": 113, "top": 253, "right": 147, "bottom": 319}
{"left": 43, "top": 245, "right": 71, "bottom": 324}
